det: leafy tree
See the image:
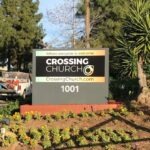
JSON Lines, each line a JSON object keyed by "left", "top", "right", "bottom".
{"left": 0, "top": 6, "right": 6, "bottom": 63}
{"left": 77, "top": 0, "right": 130, "bottom": 48}
{"left": 0, "top": 0, "right": 44, "bottom": 71}
{"left": 77, "top": 0, "right": 131, "bottom": 78}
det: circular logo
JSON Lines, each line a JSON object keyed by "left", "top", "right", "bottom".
{"left": 83, "top": 65, "right": 94, "bottom": 76}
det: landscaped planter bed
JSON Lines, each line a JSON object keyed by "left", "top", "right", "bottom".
{"left": 0, "top": 105, "right": 149, "bottom": 150}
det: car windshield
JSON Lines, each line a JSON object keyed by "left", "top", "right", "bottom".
{"left": 0, "top": 83, "right": 7, "bottom": 89}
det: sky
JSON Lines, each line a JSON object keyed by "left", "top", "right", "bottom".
{"left": 38, "top": 0, "right": 63, "bottom": 44}
{"left": 38, "top": 0, "right": 83, "bottom": 47}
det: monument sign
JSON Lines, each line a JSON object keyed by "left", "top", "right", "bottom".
{"left": 32, "top": 49, "right": 109, "bottom": 104}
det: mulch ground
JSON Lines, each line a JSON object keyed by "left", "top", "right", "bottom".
{"left": 1, "top": 104, "right": 150, "bottom": 150}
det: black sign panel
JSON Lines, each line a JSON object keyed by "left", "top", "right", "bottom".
{"left": 36, "top": 56, "right": 105, "bottom": 77}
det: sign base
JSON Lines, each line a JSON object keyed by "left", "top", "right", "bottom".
{"left": 20, "top": 103, "right": 121, "bottom": 115}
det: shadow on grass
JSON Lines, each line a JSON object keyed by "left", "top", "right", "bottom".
{"left": 57, "top": 138, "right": 150, "bottom": 150}
{"left": 53, "top": 113, "right": 150, "bottom": 150}
{"left": 124, "top": 100, "right": 150, "bottom": 116}
{"left": 112, "top": 114, "right": 150, "bottom": 133}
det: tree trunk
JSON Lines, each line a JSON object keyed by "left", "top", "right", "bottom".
{"left": 17, "top": 55, "right": 22, "bottom": 71}
{"left": 7, "top": 49, "right": 11, "bottom": 71}
{"left": 137, "top": 59, "right": 147, "bottom": 89}
{"left": 85, "top": 0, "right": 90, "bottom": 48}
{"left": 137, "top": 58, "right": 150, "bottom": 106}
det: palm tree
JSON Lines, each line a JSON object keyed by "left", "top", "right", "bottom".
{"left": 114, "top": 0, "right": 150, "bottom": 104}
{"left": 113, "top": 39, "right": 138, "bottom": 79}
{"left": 124, "top": 0, "right": 150, "bottom": 89}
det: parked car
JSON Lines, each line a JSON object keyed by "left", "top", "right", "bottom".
{"left": 22, "top": 82, "right": 32, "bottom": 99}
{"left": 0, "top": 83, "right": 19, "bottom": 99}
{"left": 1, "top": 71, "right": 32, "bottom": 99}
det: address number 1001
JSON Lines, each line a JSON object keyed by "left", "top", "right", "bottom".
{"left": 61, "top": 85, "right": 79, "bottom": 93}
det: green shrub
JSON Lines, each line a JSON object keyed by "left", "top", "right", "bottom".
{"left": 50, "top": 128, "right": 61, "bottom": 145}
{"left": 109, "top": 78, "right": 139, "bottom": 101}
{"left": 68, "top": 112, "right": 77, "bottom": 118}
{"left": 12, "top": 112, "right": 22, "bottom": 122}
{"left": 29, "top": 128, "right": 41, "bottom": 141}
{"left": 76, "top": 135, "right": 88, "bottom": 146}
{"left": 44, "top": 114, "right": 54, "bottom": 123}
{"left": 24, "top": 112, "right": 32, "bottom": 121}
{"left": 61, "top": 128, "right": 70, "bottom": 141}
{"left": 66, "top": 139, "right": 76, "bottom": 147}
{"left": 33, "top": 112, "right": 41, "bottom": 120}
{"left": 71, "top": 127, "right": 80, "bottom": 136}
{"left": 40, "top": 125, "right": 50, "bottom": 135}
{"left": 52, "top": 113, "right": 62, "bottom": 121}
{"left": 0, "top": 101, "right": 19, "bottom": 115}
{"left": 41, "top": 139, "right": 51, "bottom": 149}
{"left": 29, "top": 139, "right": 38, "bottom": 148}
{"left": 78, "top": 112, "right": 89, "bottom": 118}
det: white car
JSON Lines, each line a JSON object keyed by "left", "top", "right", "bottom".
{"left": 2, "top": 71, "right": 32, "bottom": 99}
{"left": 22, "top": 82, "right": 32, "bottom": 99}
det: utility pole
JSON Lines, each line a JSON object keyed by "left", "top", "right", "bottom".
{"left": 85, "top": 0, "right": 90, "bottom": 48}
